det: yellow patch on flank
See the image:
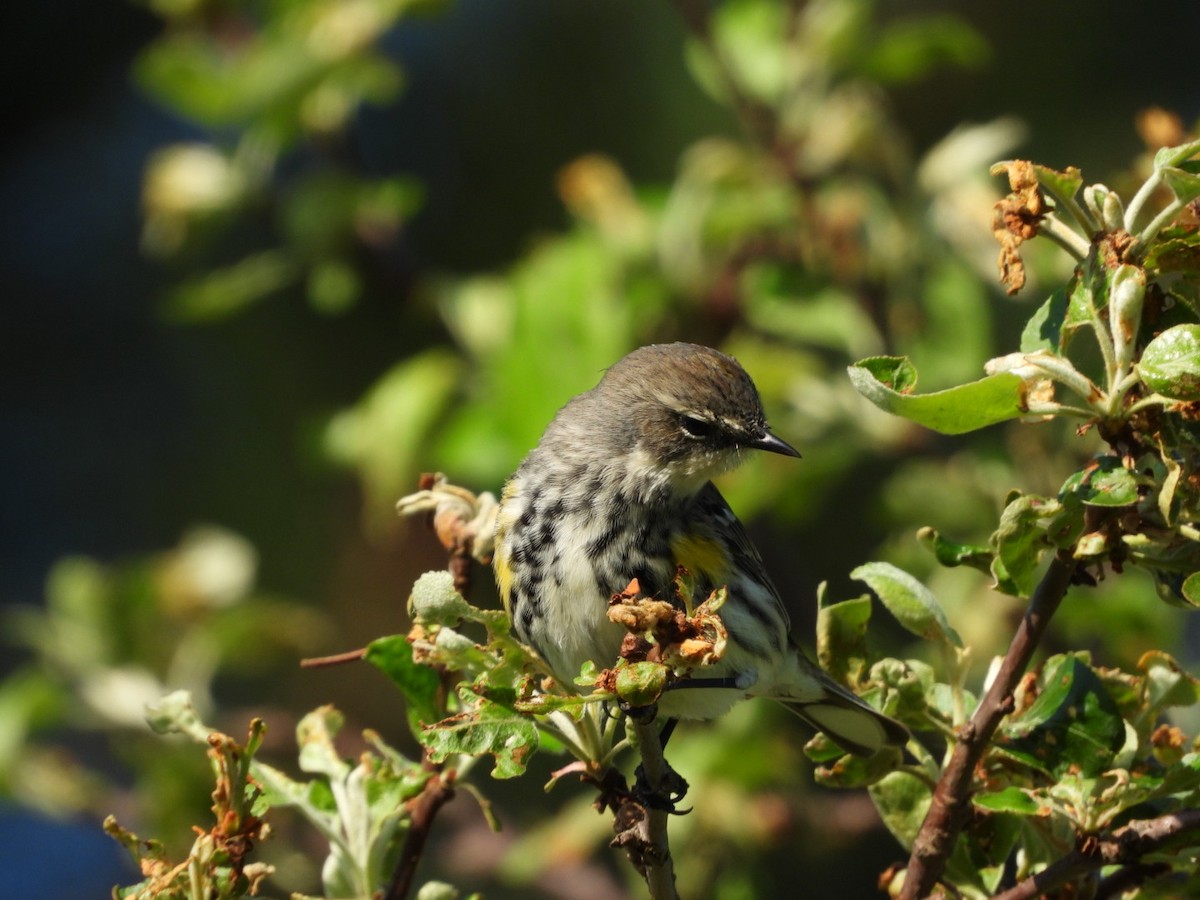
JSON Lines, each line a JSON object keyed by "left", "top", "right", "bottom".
{"left": 493, "top": 549, "right": 514, "bottom": 612}
{"left": 670, "top": 533, "right": 728, "bottom": 581}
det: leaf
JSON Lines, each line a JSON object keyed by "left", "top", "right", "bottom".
{"left": 407, "top": 570, "right": 472, "bottom": 626}
{"left": 848, "top": 357, "right": 1027, "bottom": 434}
{"left": 973, "top": 786, "right": 1043, "bottom": 816}
{"left": 1161, "top": 166, "right": 1200, "bottom": 205}
{"left": 165, "top": 252, "right": 298, "bottom": 321}
{"left": 1059, "top": 457, "right": 1139, "bottom": 507}
{"left": 365, "top": 635, "right": 442, "bottom": 735}
{"left": 1020, "top": 287, "right": 1070, "bottom": 354}
{"left": 990, "top": 494, "right": 1061, "bottom": 598}
{"left": 1140, "top": 324, "right": 1200, "bottom": 399}
{"left": 816, "top": 595, "right": 872, "bottom": 684}
{"left": 1139, "top": 650, "right": 1200, "bottom": 711}
{"left": 296, "top": 706, "right": 351, "bottom": 780}
{"left": 868, "top": 770, "right": 932, "bottom": 850}
{"left": 946, "top": 811, "right": 1023, "bottom": 895}
{"left": 1032, "top": 164, "right": 1084, "bottom": 206}
{"left": 1067, "top": 257, "right": 1110, "bottom": 323}
{"left": 614, "top": 661, "right": 669, "bottom": 708}
{"left": 1154, "top": 137, "right": 1200, "bottom": 171}
{"left": 420, "top": 690, "right": 539, "bottom": 779}
{"left": 324, "top": 350, "right": 465, "bottom": 520}
{"left": 917, "top": 527, "right": 993, "bottom": 574}
{"left": 996, "top": 655, "right": 1126, "bottom": 778}
{"left": 813, "top": 742, "right": 903, "bottom": 788}
{"left": 864, "top": 16, "right": 989, "bottom": 84}
{"left": 851, "top": 562, "right": 962, "bottom": 647}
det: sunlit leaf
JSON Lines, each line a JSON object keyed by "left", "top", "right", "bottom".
{"left": 1059, "top": 457, "right": 1139, "bottom": 507}
{"left": 996, "top": 654, "right": 1125, "bottom": 777}
{"left": 1140, "top": 323, "right": 1200, "bottom": 399}
{"left": 420, "top": 690, "right": 539, "bottom": 779}
{"left": 848, "top": 357, "right": 1027, "bottom": 434}
{"left": 990, "top": 494, "right": 1061, "bottom": 597}
{"left": 1020, "top": 288, "right": 1070, "bottom": 354}
{"left": 851, "top": 562, "right": 962, "bottom": 647}
{"left": 365, "top": 635, "right": 442, "bottom": 735}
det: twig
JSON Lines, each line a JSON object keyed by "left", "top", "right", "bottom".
{"left": 384, "top": 760, "right": 457, "bottom": 900}
{"left": 612, "top": 714, "right": 680, "bottom": 900}
{"left": 299, "top": 648, "right": 366, "bottom": 668}
{"left": 900, "top": 553, "right": 1078, "bottom": 899}
{"left": 991, "top": 808, "right": 1200, "bottom": 900}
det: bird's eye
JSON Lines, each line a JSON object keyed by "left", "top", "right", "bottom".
{"left": 679, "top": 415, "right": 716, "bottom": 438}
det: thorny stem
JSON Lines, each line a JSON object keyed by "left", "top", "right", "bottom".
{"left": 900, "top": 553, "right": 1078, "bottom": 900}
{"left": 989, "top": 808, "right": 1200, "bottom": 900}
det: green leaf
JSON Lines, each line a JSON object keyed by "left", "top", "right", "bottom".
{"left": 990, "top": 494, "right": 1061, "bottom": 598}
{"left": 297, "top": 706, "right": 352, "bottom": 780}
{"left": 945, "top": 812, "right": 1022, "bottom": 895}
{"left": 1161, "top": 166, "right": 1200, "bottom": 205}
{"left": 871, "top": 657, "right": 935, "bottom": 721}
{"left": 1154, "top": 137, "right": 1200, "bottom": 171}
{"left": 614, "top": 661, "right": 668, "bottom": 708}
{"left": 973, "top": 786, "right": 1042, "bottom": 816}
{"left": 1140, "top": 650, "right": 1200, "bottom": 711}
{"left": 996, "top": 654, "right": 1125, "bottom": 777}
{"left": 324, "top": 350, "right": 465, "bottom": 520}
{"left": 1183, "top": 572, "right": 1200, "bottom": 606}
{"left": 1032, "top": 164, "right": 1084, "bottom": 206}
{"left": 917, "top": 527, "right": 993, "bottom": 574}
{"left": 408, "top": 571, "right": 472, "bottom": 626}
{"left": 848, "top": 357, "right": 1027, "bottom": 434}
{"left": 1059, "top": 457, "right": 1139, "bottom": 507}
{"left": 816, "top": 595, "right": 872, "bottom": 684}
{"left": 851, "top": 562, "right": 962, "bottom": 647}
{"left": 1067, "top": 257, "right": 1109, "bottom": 323}
{"left": 420, "top": 690, "right": 538, "bottom": 779}
{"left": 365, "top": 635, "right": 442, "bottom": 735}
{"left": 1020, "top": 288, "right": 1070, "bottom": 354}
{"left": 1140, "top": 324, "right": 1200, "bottom": 399}
{"left": 868, "top": 770, "right": 932, "bottom": 850}
{"left": 864, "top": 16, "right": 989, "bottom": 84}
{"left": 165, "top": 251, "right": 298, "bottom": 321}
{"left": 813, "top": 742, "right": 903, "bottom": 788}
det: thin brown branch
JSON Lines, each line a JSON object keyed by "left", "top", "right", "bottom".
{"left": 299, "top": 648, "right": 366, "bottom": 668}
{"left": 384, "top": 761, "right": 457, "bottom": 900}
{"left": 991, "top": 808, "right": 1200, "bottom": 900}
{"left": 900, "top": 553, "right": 1078, "bottom": 899}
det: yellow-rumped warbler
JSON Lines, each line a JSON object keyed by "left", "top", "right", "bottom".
{"left": 493, "top": 342, "right": 907, "bottom": 756}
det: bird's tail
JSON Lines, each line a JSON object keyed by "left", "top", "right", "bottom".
{"left": 778, "top": 657, "right": 909, "bottom": 757}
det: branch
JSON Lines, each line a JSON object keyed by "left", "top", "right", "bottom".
{"left": 611, "top": 714, "right": 680, "bottom": 900}
{"left": 900, "top": 552, "right": 1078, "bottom": 899}
{"left": 384, "top": 761, "right": 457, "bottom": 900}
{"left": 991, "top": 808, "right": 1200, "bottom": 900}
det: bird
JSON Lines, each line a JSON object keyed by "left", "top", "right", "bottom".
{"left": 492, "top": 342, "right": 907, "bottom": 756}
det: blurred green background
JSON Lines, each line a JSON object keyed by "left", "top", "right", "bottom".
{"left": 2, "top": 1, "right": 1198, "bottom": 897}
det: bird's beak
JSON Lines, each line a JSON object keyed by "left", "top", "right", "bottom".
{"left": 750, "top": 430, "right": 801, "bottom": 458}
